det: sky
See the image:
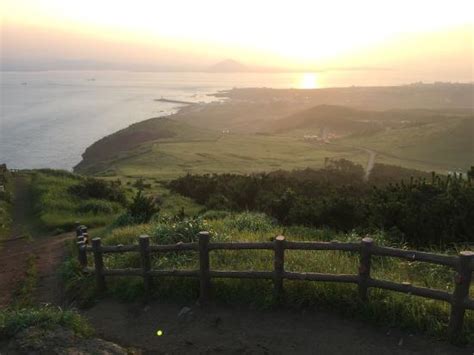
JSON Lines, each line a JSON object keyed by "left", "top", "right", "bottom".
{"left": 1, "top": 0, "right": 473, "bottom": 76}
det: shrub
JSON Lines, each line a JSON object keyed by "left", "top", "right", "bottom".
{"left": 68, "top": 178, "right": 127, "bottom": 204}
{"left": 128, "top": 190, "right": 160, "bottom": 224}
{"left": 151, "top": 217, "right": 208, "bottom": 244}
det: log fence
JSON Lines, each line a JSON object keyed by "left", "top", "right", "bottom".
{"left": 75, "top": 225, "right": 473, "bottom": 341}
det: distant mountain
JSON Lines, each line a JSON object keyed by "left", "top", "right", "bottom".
{"left": 207, "top": 59, "right": 249, "bottom": 73}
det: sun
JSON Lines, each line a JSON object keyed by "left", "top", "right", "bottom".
{"left": 299, "top": 73, "right": 318, "bottom": 89}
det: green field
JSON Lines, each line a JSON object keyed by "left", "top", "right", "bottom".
{"left": 107, "top": 132, "right": 367, "bottom": 180}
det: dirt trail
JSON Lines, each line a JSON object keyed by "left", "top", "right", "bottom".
{"left": 84, "top": 300, "right": 469, "bottom": 355}
{"left": 0, "top": 175, "right": 72, "bottom": 307}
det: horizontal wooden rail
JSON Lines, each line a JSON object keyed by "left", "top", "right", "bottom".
{"left": 284, "top": 271, "right": 359, "bottom": 283}
{"left": 210, "top": 270, "right": 274, "bottom": 279}
{"left": 285, "top": 241, "right": 359, "bottom": 251}
{"left": 371, "top": 245, "right": 458, "bottom": 267}
{"left": 209, "top": 242, "right": 273, "bottom": 250}
{"left": 368, "top": 279, "right": 451, "bottom": 302}
{"left": 99, "top": 245, "right": 139, "bottom": 253}
{"left": 76, "top": 227, "right": 473, "bottom": 342}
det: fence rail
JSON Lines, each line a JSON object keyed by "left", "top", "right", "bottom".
{"left": 75, "top": 226, "right": 473, "bottom": 342}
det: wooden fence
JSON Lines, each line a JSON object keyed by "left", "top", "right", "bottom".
{"left": 75, "top": 226, "right": 473, "bottom": 341}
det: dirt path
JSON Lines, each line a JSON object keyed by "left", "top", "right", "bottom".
{"left": 0, "top": 175, "right": 72, "bottom": 307}
{"left": 83, "top": 300, "right": 469, "bottom": 354}
{"left": 362, "top": 147, "right": 376, "bottom": 181}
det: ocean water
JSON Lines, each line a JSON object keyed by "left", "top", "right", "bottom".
{"left": 0, "top": 70, "right": 433, "bottom": 170}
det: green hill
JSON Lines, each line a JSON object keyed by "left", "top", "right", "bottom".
{"left": 272, "top": 105, "right": 382, "bottom": 136}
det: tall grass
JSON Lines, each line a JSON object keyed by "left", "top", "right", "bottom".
{"left": 0, "top": 306, "right": 93, "bottom": 339}
{"left": 30, "top": 171, "right": 124, "bottom": 232}
{"left": 66, "top": 211, "right": 474, "bottom": 342}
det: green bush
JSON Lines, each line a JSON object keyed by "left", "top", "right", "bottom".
{"left": 169, "top": 164, "right": 474, "bottom": 246}
{"left": 128, "top": 190, "right": 160, "bottom": 224}
{"left": 151, "top": 217, "right": 208, "bottom": 244}
{"left": 68, "top": 178, "right": 127, "bottom": 205}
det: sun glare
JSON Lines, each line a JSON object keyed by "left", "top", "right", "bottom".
{"left": 300, "top": 73, "right": 318, "bottom": 89}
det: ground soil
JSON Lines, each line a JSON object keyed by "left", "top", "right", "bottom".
{"left": 83, "top": 300, "right": 471, "bottom": 354}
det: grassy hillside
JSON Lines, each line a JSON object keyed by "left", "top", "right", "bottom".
{"left": 272, "top": 105, "right": 382, "bottom": 135}
{"left": 271, "top": 104, "right": 473, "bottom": 171}
{"left": 74, "top": 115, "right": 367, "bottom": 178}
{"left": 339, "top": 115, "right": 473, "bottom": 171}
{"left": 74, "top": 84, "right": 474, "bottom": 180}
{"left": 30, "top": 170, "right": 127, "bottom": 232}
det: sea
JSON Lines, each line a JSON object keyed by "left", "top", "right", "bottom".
{"left": 0, "top": 70, "right": 444, "bottom": 170}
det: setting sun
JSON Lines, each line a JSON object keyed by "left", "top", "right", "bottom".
{"left": 299, "top": 73, "right": 318, "bottom": 89}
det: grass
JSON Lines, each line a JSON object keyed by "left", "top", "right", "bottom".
{"left": 339, "top": 116, "right": 473, "bottom": 172}
{"left": 0, "top": 306, "right": 93, "bottom": 339}
{"left": 64, "top": 211, "right": 474, "bottom": 343}
{"left": 29, "top": 170, "right": 125, "bottom": 232}
{"left": 90, "top": 132, "right": 364, "bottom": 180}
{"left": 12, "top": 254, "right": 39, "bottom": 309}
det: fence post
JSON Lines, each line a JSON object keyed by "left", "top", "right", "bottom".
{"left": 92, "top": 237, "right": 106, "bottom": 292}
{"left": 358, "top": 237, "right": 373, "bottom": 301}
{"left": 274, "top": 236, "right": 285, "bottom": 303}
{"left": 139, "top": 235, "right": 152, "bottom": 299}
{"left": 76, "top": 223, "right": 83, "bottom": 242}
{"left": 447, "top": 251, "right": 473, "bottom": 342}
{"left": 77, "top": 240, "right": 88, "bottom": 268}
{"left": 198, "top": 231, "right": 211, "bottom": 305}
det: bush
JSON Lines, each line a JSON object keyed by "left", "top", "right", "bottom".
{"left": 169, "top": 164, "right": 474, "bottom": 246}
{"left": 128, "top": 190, "right": 160, "bottom": 224}
{"left": 68, "top": 178, "right": 127, "bottom": 204}
{"left": 152, "top": 217, "right": 208, "bottom": 244}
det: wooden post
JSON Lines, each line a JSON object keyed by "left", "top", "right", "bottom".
{"left": 92, "top": 237, "right": 106, "bottom": 292}
{"left": 198, "top": 231, "right": 211, "bottom": 305}
{"left": 274, "top": 236, "right": 285, "bottom": 302}
{"left": 358, "top": 237, "right": 373, "bottom": 301}
{"left": 139, "top": 235, "right": 152, "bottom": 299}
{"left": 447, "top": 251, "right": 473, "bottom": 341}
{"left": 77, "top": 241, "right": 87, "bottom": 268}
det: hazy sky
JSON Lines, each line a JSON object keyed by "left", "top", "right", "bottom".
{"left": 1, "top": 0, "right": 473, "bottom": 76}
